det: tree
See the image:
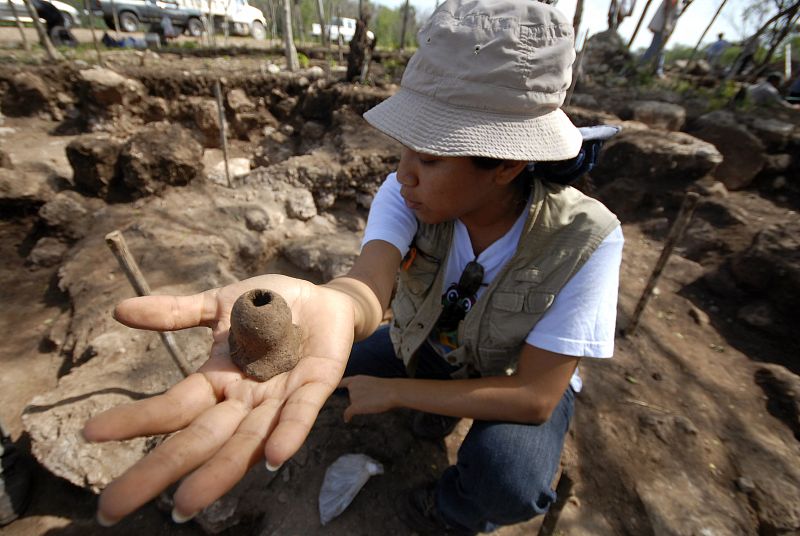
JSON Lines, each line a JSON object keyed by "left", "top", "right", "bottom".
{"left": 21, "top": 0, "right": 61, "bottom": 61}
{"left": 725, "top": 0, "right": 800, "bottom": 79}
{"left": 283, "top": 0, "right": 299, "bottom": 70}
{"left": 573, "top": 0, "right": 584, "bottom": 35}
{"left": 7, "top": 0, "right": 30, "bottom": 51}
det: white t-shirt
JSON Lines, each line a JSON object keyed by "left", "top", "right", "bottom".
{"left": 362, "top": 173, "right": 624, "bottom": 392}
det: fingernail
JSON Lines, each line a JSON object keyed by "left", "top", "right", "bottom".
{"left": 266, "top": 461, "right": 282, "bottom": 472}
{"left": 171, "top": 508, "right": 197, "bottom": 524}
{"left": 96, "top": 511, "right": 116, "bottom": 527}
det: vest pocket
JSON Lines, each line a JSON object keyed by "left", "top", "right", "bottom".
{"left": 399, "top": 250, "right": 440, "bottom": 296}
{"left": 524, "top": 292, "right": 555, "bottom": 313}
{"left": 477, "top": 346, "right": 520, "bottom": 376}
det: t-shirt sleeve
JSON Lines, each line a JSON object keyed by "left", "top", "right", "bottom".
{"left": 361, "top": 172, "right": 418, "bottom": 257}
{"left": 526, "top": 226, "right": 624, "bottom": 358}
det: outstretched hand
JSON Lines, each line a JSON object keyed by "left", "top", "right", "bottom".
{"left": 82, "top": 274, "right": 357, "bottom": 526}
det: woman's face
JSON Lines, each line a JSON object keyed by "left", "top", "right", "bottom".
{"left": 395, "top": 147, "right": 520, "bottom": 225}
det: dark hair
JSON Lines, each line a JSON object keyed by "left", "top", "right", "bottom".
{"left": 767, "top": 72, "right": 784, "bottom": 85}
{"left": 471, "top": 156, "right": 536, "bottom": 197}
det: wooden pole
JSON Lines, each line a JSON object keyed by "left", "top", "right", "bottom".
{"left": 21, "top": 0, "right": 61, "bottom": 61}
{"left": 109, "top": 0, "right": 122, "bottom": 39}
{"left": 681, "top": 0, "right": 728, "bottom": 73}
{"left": 315, "top": 0, "right": 328, "bottom": 47}
{"left": 624, "top": 192, "right": 700, "bottom": 337}
{"left": 84, "top": 0, "right": 103, "bottom": 66}
{"left": 105, "top": 231, "right": 193, "bottom": 377}
{"left": 565, "top": 29, "right": 589, "bottom": 107}
{"left": 627, "top": 0, "right": 654, "bottom": 49}
{"left": 213, "top": 80, "right": 232, "bottom": 188}
{"left": 399, "top": 0, "right": 410, "bottom": 50}
{"left": 7, "top": 0, "right": 31, "bottom": 51}
{"left": 283, "top": 0, "right": 299, "bottom": 70}
{"left": 207, "top": 0, "right": 216, "bottom": 47}
{"left": 293, "top": 0, "right": 304, "bottom": 45}
{"left": 572, "top": 0, "right": 584, "bottom": 36}
{"left": 538, "top": 471, "right": 574, "bottom": 536}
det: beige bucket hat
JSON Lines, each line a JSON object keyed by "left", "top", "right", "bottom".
{"left": 364, "top": 0, "right": 582, "bottom": 162}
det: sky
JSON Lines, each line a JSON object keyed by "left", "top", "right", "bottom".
{"left": 373, "top": 0, "right": 758, "bottom": 51}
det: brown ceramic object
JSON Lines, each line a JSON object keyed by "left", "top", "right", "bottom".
{"left": 228, "top": 289, "right": 302, "bottom": 382}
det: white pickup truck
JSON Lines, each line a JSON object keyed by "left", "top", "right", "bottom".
{"left": 311, "top": 16, "right": 373, "bottom": 43}
{"left": 177, "top": 0, "right": 267, "bottom": 39}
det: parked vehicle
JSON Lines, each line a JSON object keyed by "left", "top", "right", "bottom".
{"left": 90, "top": 0, "right": 203, "bottom": 36}
{"left": 311, "top": 17, "right": 374, "bottom": 43}
{"left": 0, "top": 0, "right": 81, "bottom": 28}
{"left": 177, "top": 0, "right": 266, "bottom": 39}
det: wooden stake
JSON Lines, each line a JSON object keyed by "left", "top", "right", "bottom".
{"left": 537, "top": 470, "right": 574, "bottom": 536}
{"left": 624, "top": 191, "right": 700, "bottom": 337}
{"left": 7, "top": 0, "right": 30, "bottom": 51}
{"left": 627, "top": 0, "right": 654, "bottom": 49}
{"left": 108, "top": 0, "right": 122, "bottom": 39}
{"left": 213, "top": 80, "right": 232, "bottom": 188}
{"left": 21, "top": 0, "right": 61, "bottom": 61}
{"left": 208, "top": 0, "right": 216, "bottom": 48}
{"left": 105, "top": 230, "right": 193, "bottom": 377}
{"left": 84, "top": 0, "right": 103, "bottom": 66}
{"left": 565, "top": 29, "right": 589, "bottom": 107}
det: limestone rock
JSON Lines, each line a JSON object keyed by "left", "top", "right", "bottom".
{"left": 38, "top": 191, "right": 94, "bottom": 240}
{"left": 594, "top": 129, "right": 721, "bottom": 185}
{"left": 66, "top": 133, "right": 123, "bottom": 198}
{"left": 623, "top": 100, "right": 686, "bottom": 131}
{"left": 747, "top": 117, "right": 795, "bottom": 152}
{"left": 285, "top": 187, "right": 317, "bottom": 221}
{"left": 0, "top": 167, "right": 53, "bottom": 210}
{"left": 4, "top": 72, "right": 51, "bottom": 116}
{"left": 206, "top": 157, "right": 251, "bottom": 186}
{"left": 282, "top": 233, "right": 361, "bottom": 281}
{"left": 691, "top": 111, "right": 766, "bottom": 190}
{"left": 27, "top": 237, "right": 69, "bottom": 267}
{"left": 583, "top": 30, "right": 632, "bottom": 76}
{"left": 730, "top": 221, "right": 800, "bottom": 317}
{"left": 182, "top": 97, "right": 221, "bottom": 148}
{"left": 117, "top": 123, "right": 204, "bottom": 198}
{"left": 77, "top": 68, "right": 146, "bottom": 108}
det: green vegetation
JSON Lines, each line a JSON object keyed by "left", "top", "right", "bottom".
{"left": 248, "top": 0, "right": 420, "bottom": 51}
{"left": 297, "top": 51, "right": 309, "bottom": 68}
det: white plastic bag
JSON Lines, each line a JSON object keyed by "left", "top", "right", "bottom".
{"left": 318, "top": 453, "right": 384, "bottom": 525}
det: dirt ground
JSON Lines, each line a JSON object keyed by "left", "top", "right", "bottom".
{"left": 1, "top": 38, "right": 799, "bottom": 536}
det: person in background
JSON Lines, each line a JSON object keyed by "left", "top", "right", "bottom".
{"left": 705, "top": 32, "right": 730, "bottom": 73}
{"left": 747, "top": 72, "right": 800, "bottom": 110}
{"left": 639, "top": 0, "right": 684, "bottom": 77}
{"left": 787, "top": 74, "right": 800, "bottom": 104}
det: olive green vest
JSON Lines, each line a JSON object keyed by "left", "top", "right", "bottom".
{"left": 389, "top": 179, "right": 620, "bottom": 378}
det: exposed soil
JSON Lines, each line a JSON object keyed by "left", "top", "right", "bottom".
{"left": 0, "top": 38, "right": 799, "bottom": 536}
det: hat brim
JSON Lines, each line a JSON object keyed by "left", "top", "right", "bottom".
{"left": 363, "top": 87, "right": 583, "bottom": 162}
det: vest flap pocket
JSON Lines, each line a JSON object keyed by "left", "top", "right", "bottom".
{"left": 400, "top": 252, "right": 440, "bottom": 296}
{"left": 492, "top": 292, "right": 524, "bottom": 312}
{"left": 477, "top": 346, "right": 519, "bottom": 376}
{"left": 524, "top": 292, "right": 555, "bottom": 313}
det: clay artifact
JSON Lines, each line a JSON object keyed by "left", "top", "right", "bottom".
{"left": 228, "top": 289, "right": 302, "bottom": 381}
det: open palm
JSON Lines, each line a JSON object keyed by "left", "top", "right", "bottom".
{"left": 82, "top": 274, "right": 356, "bottom": 525}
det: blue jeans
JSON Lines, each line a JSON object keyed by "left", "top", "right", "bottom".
{"left": 640, "top": 30, "right": 665, "bottom": 75}
{"left": 343, "top": 325, "right": 575, "bottom": 533}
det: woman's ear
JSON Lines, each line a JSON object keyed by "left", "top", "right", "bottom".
{"left": 494, "top": 160, "right": 529, "bottom": 185}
